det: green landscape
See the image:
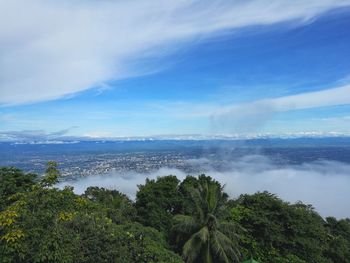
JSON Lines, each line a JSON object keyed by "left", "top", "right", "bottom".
{"left": 2, "top": 1, "right": 350, "bottom": 262}
{"left": 0, "top": 162, "right": 349, "bottom": 263}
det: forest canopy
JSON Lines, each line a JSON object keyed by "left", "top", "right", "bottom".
{"left": 0, "top": 164, "right": 349, "bottom": 263}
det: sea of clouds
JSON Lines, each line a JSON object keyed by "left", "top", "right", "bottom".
{"left": 59, "top": 154, "right": 350, "bottom": 219}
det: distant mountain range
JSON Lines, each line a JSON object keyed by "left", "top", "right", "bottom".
{"left": 1, "top": 130, "right": 350, "bottom": 145}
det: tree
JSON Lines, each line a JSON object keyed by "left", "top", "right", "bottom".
{"left": 0, "top": 167, "right": 184, "bottom": 263}
{"left": 3, "top": 165, "right": 350, "bottom": 263}
{"left": 324, "top": 217, "right": 350, "bottom": 262}
{"left": 173, "top": 176, "right": 240, "bottom": 263}
{"left": 135, "top": 176, "right": 183, "bottom": 233}
{"left": 0, "top": 167, "right": 37, "bottom": 209}
{"left": 83, "top": 187, "right": 136, "bottom": 223}
{"left": 39, "top": 161, "right": 60, "bottom": 187}
{"left": 178, "top": 175, "right": 229, "bottom": 216}
{"left": 233, "top": 192, "right": 329, "bottom": 263}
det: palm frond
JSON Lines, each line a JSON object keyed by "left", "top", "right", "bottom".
{"left": 177, "top": 177, "right": 241, "bottom": 263}
{"left": 210, "top": 233, "right": 230, "bottom": 263}
{"left": 188, "top": 188, "right": 205, "bottom": 223}
{"left": 215, "top": 230, "right": 241, "bottom": 262}
{"left": 173, "top": 214, "right": 199, "bottom": 234}
{"left": 219, "top": 221, "right": 243, "bottom": 240}
{"left": 183, "top": 227, "right": 209, "bottom": 263}
{"left": 207, "top": 183, "right": 219, "bottom": 213}
{"left": 197, "top": 226, "right": 209, "bottom": 243}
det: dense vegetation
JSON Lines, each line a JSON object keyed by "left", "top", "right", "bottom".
{"left": 0, "top": 163, "right": 349, "bottom": 263}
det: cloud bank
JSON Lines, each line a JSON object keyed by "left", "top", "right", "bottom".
{"left": 1, "top": 0, "right": 350, "bottom": 105}
{"left": 59, "top": 155, "right": 350, "bottom": 219}
{"left": 0, "top": 128, "right": 78, "bottom": 142}
{"left": 211, "top": 84, "right": 350, "bottom": 132}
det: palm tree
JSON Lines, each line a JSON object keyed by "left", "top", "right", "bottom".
{"left": 173, "top": 177, "right": 241, "bottom": 263}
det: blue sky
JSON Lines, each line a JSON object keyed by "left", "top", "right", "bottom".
{"left": 1, "top": 1, "right": 350, "bottom": 140}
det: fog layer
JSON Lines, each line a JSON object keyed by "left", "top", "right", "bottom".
{"left": 59, "top": 154, "right": 350, "bottom": 218}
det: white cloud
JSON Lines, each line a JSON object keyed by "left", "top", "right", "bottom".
{"left": 59, "top": 155, "right": 350, "bottom": 218}
{"left": 1, "top": 0, "right": 349, "bottom": 105}
{"left": 0, "top": 128, "right": 77, "bottom": 142}
{"left": 143, "top": 84, "right": 350, "bottom": 133}
{"left": 210, "top": 84, "right": 350, "bottom": 132}
{"left": 215, "top": 84, "right": 350, "bottom": 116}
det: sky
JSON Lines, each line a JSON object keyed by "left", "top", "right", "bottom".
{"left": 1, "top": 0, "right": 350, "bottom": 139}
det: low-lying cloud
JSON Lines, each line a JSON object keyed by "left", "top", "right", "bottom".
{"left": 59, "top": 154, "right": 350, "bottom": 219}
{"left": 0, "top": 128, "right": 78, "bottom": 142}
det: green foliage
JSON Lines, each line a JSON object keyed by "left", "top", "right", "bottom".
{"left": 173, "top": 175, "right": 240, "bottom": 263}
{"left": 324, "top": 217, "right": 350, "bottom": 262}
{"left": 179, "top": 175, "right": 228, "bottom": 215}
{"left": 0, "top": 167, "right": 37, "bottom": 209}
{"left": 0, "top": 167, "right": 183, "bottom": 263}
{"left": 39, "top": 161, "right": 60, "bottom": 187}
{"left": 232, "top": 192, "right": 333, "bottom": 263}
{"left": 136, "top": 175, "right": 183, "bottom": 232}
{"left": 83, "top": 186, "right": 137, "bottom": 223}
{"left": 1, "top": 165, "right": 349, "bottom": 263}
{"left": 115, "top": 223, "right": 183, "bottom": 263}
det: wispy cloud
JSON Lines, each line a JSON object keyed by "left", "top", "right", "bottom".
{"left": 1, "top": 0, "right": 349, "bottom": 105}
{"left": 0, "top": 127, "right": 77, "bottom": 142}
{"left": 141, "top": 83, "right": 350, "bottom": 133}
{"left": 210, "top": 84, "right": 350, "bottom": 132}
